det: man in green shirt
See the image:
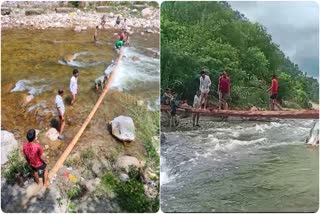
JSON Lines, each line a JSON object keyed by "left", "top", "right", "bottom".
{"left": 115, "top": 40, "right": 124, "bottom": 49}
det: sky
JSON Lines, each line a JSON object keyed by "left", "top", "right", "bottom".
{"left": 229, "top": 1, "right": 319, "bottom": 79}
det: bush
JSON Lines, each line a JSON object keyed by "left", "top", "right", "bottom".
{"left": 66, "top": 184, "right": 81, "bottom": 200}
{"left": 3, "top": 150, "right": 32, "bottom": 183}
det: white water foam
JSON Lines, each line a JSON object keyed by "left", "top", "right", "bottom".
{"left": 110, "top": 47, "right": 160, "bottom": 91}
{"left": 11, "top": 79, "right": 48, "bottom": 95}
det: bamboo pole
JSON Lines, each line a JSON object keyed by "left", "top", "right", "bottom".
{"left": 48, "top": 48, "right": 124, "bottom": 180}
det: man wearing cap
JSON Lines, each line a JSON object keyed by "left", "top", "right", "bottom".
{"left": 55, "top": 89, "right": 65, "bottom": 140}
{"left": 199, "top": 69, "right": 211, "bottom": 109}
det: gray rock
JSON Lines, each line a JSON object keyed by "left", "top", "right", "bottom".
{"left": 110, "top": 116, "right": 135, "bottom": 142}
{"left": 145, "top": 29, "right": 154, "bottom": 33}
{"left": 25, "top": 8, "right": 44, "bottom": 16}
{"left": 96, "top": 6, "right": 109, "bottom": 13}
{"left": 119, "top": 173, "right": 129, "bottom": 182}
{"left": 74, "top": 26, "right": 82, "bottom": 32}
{"left": 55, "top": 7, "right": 75, "bottom": 13}
{"left": 1, "top": 130, "right": 18, "bottom": 165}
{"left": 115, "top": 156, "right": 144, "bottom": 173}
{"left": 130, "top": 9, "right": 138, "bottom": 14}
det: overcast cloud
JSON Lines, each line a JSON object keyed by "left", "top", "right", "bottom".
{"left": 229, "top": 1, "right": 319, "bottom": 79}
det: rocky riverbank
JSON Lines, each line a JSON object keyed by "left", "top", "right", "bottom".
{"left": 1, "top": 1, "right": 160, "bottom": 33}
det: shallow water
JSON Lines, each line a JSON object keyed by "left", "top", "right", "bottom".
{"left": 1, "top": 28, "right": 159, "bottom": 128}
{"left": 161, "top": 119, "right": 319, "bottom": 212}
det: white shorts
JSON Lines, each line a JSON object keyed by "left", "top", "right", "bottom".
{"left": 70, "top": 89, "right": 77, "bottom": 95}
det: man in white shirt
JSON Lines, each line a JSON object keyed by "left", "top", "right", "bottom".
{"left": 199, "top": 70, "right": 211, "bottom": 109}
{"left": 193, "top": 90, "right": 201, "bottom": 127}
{"left": 70, "top": 69, "right": 79, "bottom": 105}
{"left": 55, "top": 89, "right": 65, "bottom": 140}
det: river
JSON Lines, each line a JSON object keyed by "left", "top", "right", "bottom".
{"left": 161, "top": 119, "right": 319, "bottom": 212}
{"left": 1, "top": 28, "right": 159, "bottom": 130}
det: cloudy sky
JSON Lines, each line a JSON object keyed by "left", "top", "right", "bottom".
{"left": 229, "top": 1, "right": 319, "bottom": 79}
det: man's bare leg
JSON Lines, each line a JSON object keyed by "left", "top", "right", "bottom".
{"left": 34, "top": 171, "right": 40, "bottom": 185}
{"left": 43, "top": 168, "right": 50, "bottom": 188}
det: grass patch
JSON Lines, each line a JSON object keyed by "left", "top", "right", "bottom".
{"left": 3, "top": 150, "right": 32, "bottom": 184}
{"left": 80, "top": 148, "right": 95, "bottom": 160}
{"left": 64, "top": 157, "right": 74, "bottom": 167}
{"left": 100, "top": 167, "right": 158, "bottom": 212}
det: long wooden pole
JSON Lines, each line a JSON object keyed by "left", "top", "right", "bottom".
{"left": 48, "top": 48, "right": 124, "bottom": 180}
{"left": 161, "top": 105, "right": 319, "bottom": 119}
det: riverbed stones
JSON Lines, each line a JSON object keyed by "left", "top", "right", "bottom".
{"left": 1, "top": 130, "right": 18, "bottom": 165}
{"left": 74, "top": 26, "right": 82, "bottom": 32}
{"left": 45, "top": 128, "right": 59, "bottom": 141}
{"left": 25, "top": 8, "right": 44, "bottom": 16}
{"left": 1, "top": 7, "right": 11, "bottom": 15}
{"left": 115, "top": 156, "right": 144, "bottom": 173}
{"left": 110, "top": 116, "right": 135, "bottom": 142}
{"left": 141, "top": 8, "right": 153, "bottom": 17}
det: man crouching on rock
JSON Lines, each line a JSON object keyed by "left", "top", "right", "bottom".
{"left": 22, "top": 129, "right": 50, "bottom": 188}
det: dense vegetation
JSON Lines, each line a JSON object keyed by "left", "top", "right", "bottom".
{"left": 161, "top": 1, "right": 319, "bottom": 109}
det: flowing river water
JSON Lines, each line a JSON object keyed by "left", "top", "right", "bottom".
{"left": 161, "top": 119, "right": 319, "bottom": 212}
{"left": 2, "top": 28, "right": 159, "bottom": 167}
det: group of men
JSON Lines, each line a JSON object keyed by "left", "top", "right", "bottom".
{"left": 163, "top": 68, "right": 280, "bottom": 127}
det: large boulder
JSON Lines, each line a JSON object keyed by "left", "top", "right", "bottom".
{"left": 141, "top": 8, "right": 153, "bottom": 18}
{"left": 45, "top": 128, "right": 59, "bottom": 141}
{"left": 110, "top": 116, "right": 135, "bottom": 142}
{"left": 115, "top": 156, "right": 144, "bottom": 173}
{"left": 25, "top": 8, "right": 44, "bottom": 16}
{"left": 1, "top": 130, "right": 18, "bottom": 165}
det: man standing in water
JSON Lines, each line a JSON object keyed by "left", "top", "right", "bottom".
{"left": 199, "top": 69, "right": 211, "bottom": 109}
{"left": 193, "top": 90, "right": 201, "bottom": 127}
{"left": 55, "top": 88, "right": 65, "bottom": 140}
{"left": 267, "top": 74, "right": 280, "bottom": 110}
{"left": 70, "top": 69, "right": 79, "bottom": 105}
{"left": 23, "top": 129, "right": 50, "bottom": 188}
{"left": 218, "top": 71, "right": 231, "bottom": 110}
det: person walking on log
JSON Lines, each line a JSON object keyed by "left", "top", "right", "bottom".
{"left": 218, "top": 71, "right": 231, "bottom": 110}
{"left": 199, "top": 69, "right": 211, "bottom": 109}
{"left": 22, "top": 129, "right": 50, "bottom": 188}
{"left": 70, "top": 69, "right": 79, "bottom": 105}
{"left": 267, "top": 74, "right": 281, "bottom": 110}
{"left": 193, "top": 90, "right": 201, "bottom": 127}
{"left": 55, "top": 88, "right": 65, "bottom": 140}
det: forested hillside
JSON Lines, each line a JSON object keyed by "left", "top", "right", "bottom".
{"left": 161, "top": 1, "right": 319, "bottom": 109}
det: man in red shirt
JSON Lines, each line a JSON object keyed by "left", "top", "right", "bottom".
{"left": 218, "top": 71, "right": 231, "bottom": 110}
{"left": 119, "top": 30, "right": 126, "bottom": 41}
{"left": 22, "top": 129, "right": 50, "bottom": 188}
{"left": 267, "top": 74, "right": 280, "bottom": 111}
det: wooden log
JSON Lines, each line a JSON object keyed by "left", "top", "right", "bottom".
{"left": 161, "top": 105, "right": 319, "bottom": 119}
{"left": 48, "top": 48, "right": 125, "bottom": 180}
